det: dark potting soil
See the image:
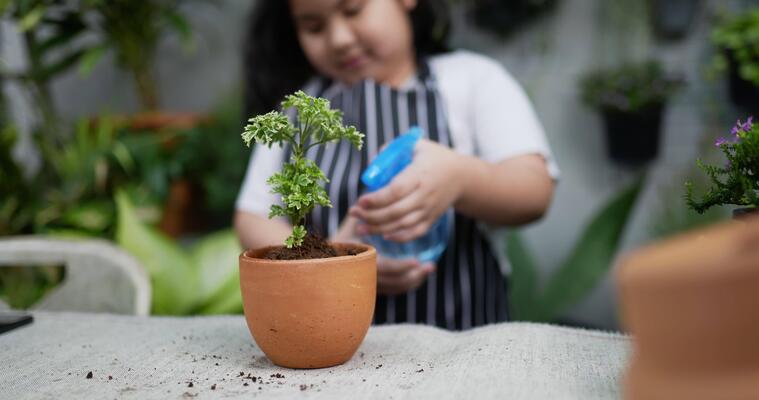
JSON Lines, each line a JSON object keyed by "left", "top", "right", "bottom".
{"left": 263, "top": 233, "right": 362, "bottom": 260}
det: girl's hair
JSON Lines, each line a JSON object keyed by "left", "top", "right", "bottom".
{"left": 243, "top": 0, "right": 450, "bottom": 117}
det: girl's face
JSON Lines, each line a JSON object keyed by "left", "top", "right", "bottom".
{"left": 289, "top": 0, "right": 417, "bottom": 87}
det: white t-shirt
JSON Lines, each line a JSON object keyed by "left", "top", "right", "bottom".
{"left": 236, "top": 50, "right": 559, "bottom": 274}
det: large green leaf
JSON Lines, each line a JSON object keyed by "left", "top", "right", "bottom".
{"left": 115, "top": 191, "right": 199, "bottom": 315}
{"left": 533, "top": 177, "right": 644, "bottom": 322}
{"left": 506, "top": 232, "right": 539, "bottom": 321}
{"left": 194, "top": 272, "right": 243, "bottom": 315}
{"left": 190, "top": 229, "right": 241, "bottom": 309}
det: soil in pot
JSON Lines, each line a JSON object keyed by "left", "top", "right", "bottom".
{"left": 263, "top": 233, "right": 362, "bottom": 260}
{"left": 601, "top": 105, "right": 663, "bottom": 165}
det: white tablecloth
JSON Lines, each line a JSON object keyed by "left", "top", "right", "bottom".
{"left": 0, "top": 312, "right": 630, "bottom": 399}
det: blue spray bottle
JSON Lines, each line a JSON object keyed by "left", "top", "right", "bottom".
{"left": 360, "top": 126, "right": 451, "bottom": 263}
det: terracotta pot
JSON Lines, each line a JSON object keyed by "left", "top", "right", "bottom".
{"left": 617, "top": 217, "right": 759, "bottom": 400}
{"left": 239, "top": 243, "right": 377, "bottom": 369}
{"left": 733, "top": 207, "right": 758, "bottom": 220}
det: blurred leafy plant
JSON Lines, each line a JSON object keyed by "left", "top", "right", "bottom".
{"left": 711, "top": 9, "right": 759, "bottom": 87}
{"left": 0, "top": 264, "right": 65, "bottom": 309}
{"left": 507, "top": 177, "right": 643, "bottom": 322}
{"left": 0, "top": 0, "right": 95, "bottom": 141}
{"left": 686, "top": 117, "right": 758, "bottom": 213}
{"left": 115, "top": 191, "right": 242, "bottom": 315}
{"left": 242, "top": 91, "right": 364, "bottom": 248}
{"left": 580, "top": 60, "right": 683, "bottom": 113}
{"left": 0, "top": 0, "right": 199, "bottom": 116}
{"left": 79, "top": 0, "right": 198, "bottom": 111}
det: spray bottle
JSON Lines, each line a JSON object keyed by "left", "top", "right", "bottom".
{"left": 360, "top": 126, "right": 450, "bottom": 262}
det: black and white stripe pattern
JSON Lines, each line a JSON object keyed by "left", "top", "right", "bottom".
{"left": 285, "top": 61, "right": 509, "bottom": 330}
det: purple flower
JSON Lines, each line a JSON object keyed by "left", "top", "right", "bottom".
{"left": 715, "top": 137, "right": 729, "bottom": 147}
{"left": 742, "top": 116, "right": 754, "bottom": 131}
{"left": 732, "top": 116, "right": 754, "bottom": 136}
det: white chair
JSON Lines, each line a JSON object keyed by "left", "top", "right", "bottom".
{"left": 0, "top": 236, "right": 151, "bottom": 315}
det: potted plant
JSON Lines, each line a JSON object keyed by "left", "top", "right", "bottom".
{"left": 468, "top": 0, "right": 559, "bottom": 38}
{"left": 649, "top": 0, "right": 701, "bottom": 40}
{"left": 580, "top": 60, "right": 683, "bottom": 165}
{"left": 686, "top": 117, "right": 758, "bottom": 219}
{"left": 617, "top": 217, "right": 759, "bottom": 400}
{"left": 711, "top": 9, "right": 759, "bottom": 110}
{"left": 238, "top": 91, "right": 376, "bottom": 369}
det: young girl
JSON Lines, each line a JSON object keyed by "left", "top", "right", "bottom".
{"left": 235, "top": 0, "right": 559, "bottom": 330}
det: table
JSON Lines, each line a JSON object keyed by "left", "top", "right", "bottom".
{"left": 1, "top": 312, "right": 630, "bottom": 399}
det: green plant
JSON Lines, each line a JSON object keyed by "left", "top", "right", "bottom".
{"left": 115, "top": 191, "right": 242, "bottom": 315}
{"left": 580, "top": 60, "right": 683, "bottom": 113}
{"left": 686, "top": 117, "right": 758, "bottom": 213}
{"left": 0, "top": 1, "right": 96, "bottom": 141}
{"left": 80, "top": 0, "right": 196, "bottom": 111}
{"left": 711, "top": 9, "right": 759, "bottom": 87}
{"left": 507, "top": 177, "right": 644, "bottom": 323}
{"left": 241, "top": 91, "right": 364, "bottom": 248}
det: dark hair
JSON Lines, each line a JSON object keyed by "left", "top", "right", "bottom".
{"left": 243, "top": 0, "right": 451, "bottom": 117}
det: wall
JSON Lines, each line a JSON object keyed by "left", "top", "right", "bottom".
{"left": 3, "top": 0, "right": 753, "bottom": 328}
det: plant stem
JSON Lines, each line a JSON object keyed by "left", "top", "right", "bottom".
{"left": 22, "top": 30, "right": 61, "bottom": 144}
{"left": 132, "top": 64, "right": 160, "bottom": 112}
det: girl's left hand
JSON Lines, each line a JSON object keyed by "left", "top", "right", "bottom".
{"left": 349, "top": 139, "right": 463, "bottom": 243}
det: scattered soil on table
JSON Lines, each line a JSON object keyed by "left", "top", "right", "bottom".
{"left": 263, "top": 233, "right": 362, "bottom": 260}
{"left": 86, "top": 371, "right": 93, "bottom": 379}
{"left": 211, "top": 384, "right": 216, "bottom": 390}
{"left": 271, "top": 373, "right": 285, "bottom": 379}
{"left": 108, "top": 375, "right": 113, "bottom": 380}
{"left": 187, "top": 382, "right": 193, "bottom": 388}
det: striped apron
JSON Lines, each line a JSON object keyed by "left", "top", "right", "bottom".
{"left": 284, "top": 60, "right": 509, "bottom": 330}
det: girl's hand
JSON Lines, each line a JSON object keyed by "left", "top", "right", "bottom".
{"left": 377, "top": 256, "right": 435, "bottom": 296}
{"left": 349, "top": 139, "right": 462, "bottom": 243}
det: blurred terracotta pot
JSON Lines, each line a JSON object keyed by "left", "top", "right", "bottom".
{"left": 239, "top": 243, "right": 376, "bottom": 369}
{"left": 617, "top": 216, "right": 759, "bottom": 400}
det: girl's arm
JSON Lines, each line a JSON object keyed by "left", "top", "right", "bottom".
{"left": 349, "top": 140, "right": 555, "bottom": 243}
{"left": 452, "top": 153, "right": 553, "bottom": 226}
{"left": 234, "top": 210, "right": 292, "bottom": 250}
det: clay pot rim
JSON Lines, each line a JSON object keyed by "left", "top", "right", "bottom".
{"left": 240, "top": 242, "right": 375, "bottom": 264}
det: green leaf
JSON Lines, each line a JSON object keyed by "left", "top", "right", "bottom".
{"left": 18, "top": 5, "right": 44, "bottom": 32}
{"left": 533, "top": 177, "right": 644, "bottom": 322}
{"left": 60, "top": 201, "right": 112, "bottom": 232}
{"left": 115, "top": 190, "right": 199, "bottom": 315}
{"left": 285, "top": 225, "right": 307, "bottom": 248}
{"left": 506, "top": 232, "right": 539, "bottom": 321}
{"left": 163, "top": 9, "right": 194, "bottom": 54}
{"left": 78, "top": 45, "right": 108, "bottom": 76}
{"left": 194, "top": 273, "right": 242, "bottom": 315}
{"left": 190, "top": 229, "right": 241, "bottom": 308}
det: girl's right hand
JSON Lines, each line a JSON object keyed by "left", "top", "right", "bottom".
{"left": 376, "top": 255, "right": 435, "bottom": 296}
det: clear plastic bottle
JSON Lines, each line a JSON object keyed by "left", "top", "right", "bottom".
{"left": 360, "top": 127, "right": 451, "bottom": 263}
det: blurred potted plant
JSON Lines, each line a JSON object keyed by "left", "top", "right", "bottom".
{"left": 580, "top": 60, "right": 683, "bottom": 165}
{"left": 649, "top": 0, "right": 701, "bottom": 40}
{"left": 686, "top": 117, "right": 758, "bottom": 219}
{"left": 468, "top": 0, "right": 558, "bottom": 38}
{"left": 239, "top": 91, "right": 375, "bottom": 369}
{"left": 617, "top": 216, "right": 759, "bottom": 400}
{"left": 79, "top": 0, "right": 196, "bottom": 112}
{"left": 711, "top": 9, "right": 759, "bottom": 110}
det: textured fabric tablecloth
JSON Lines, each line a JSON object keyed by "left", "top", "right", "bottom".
{"left": 0, "top": 312, "right": 630, "bottom": 399}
